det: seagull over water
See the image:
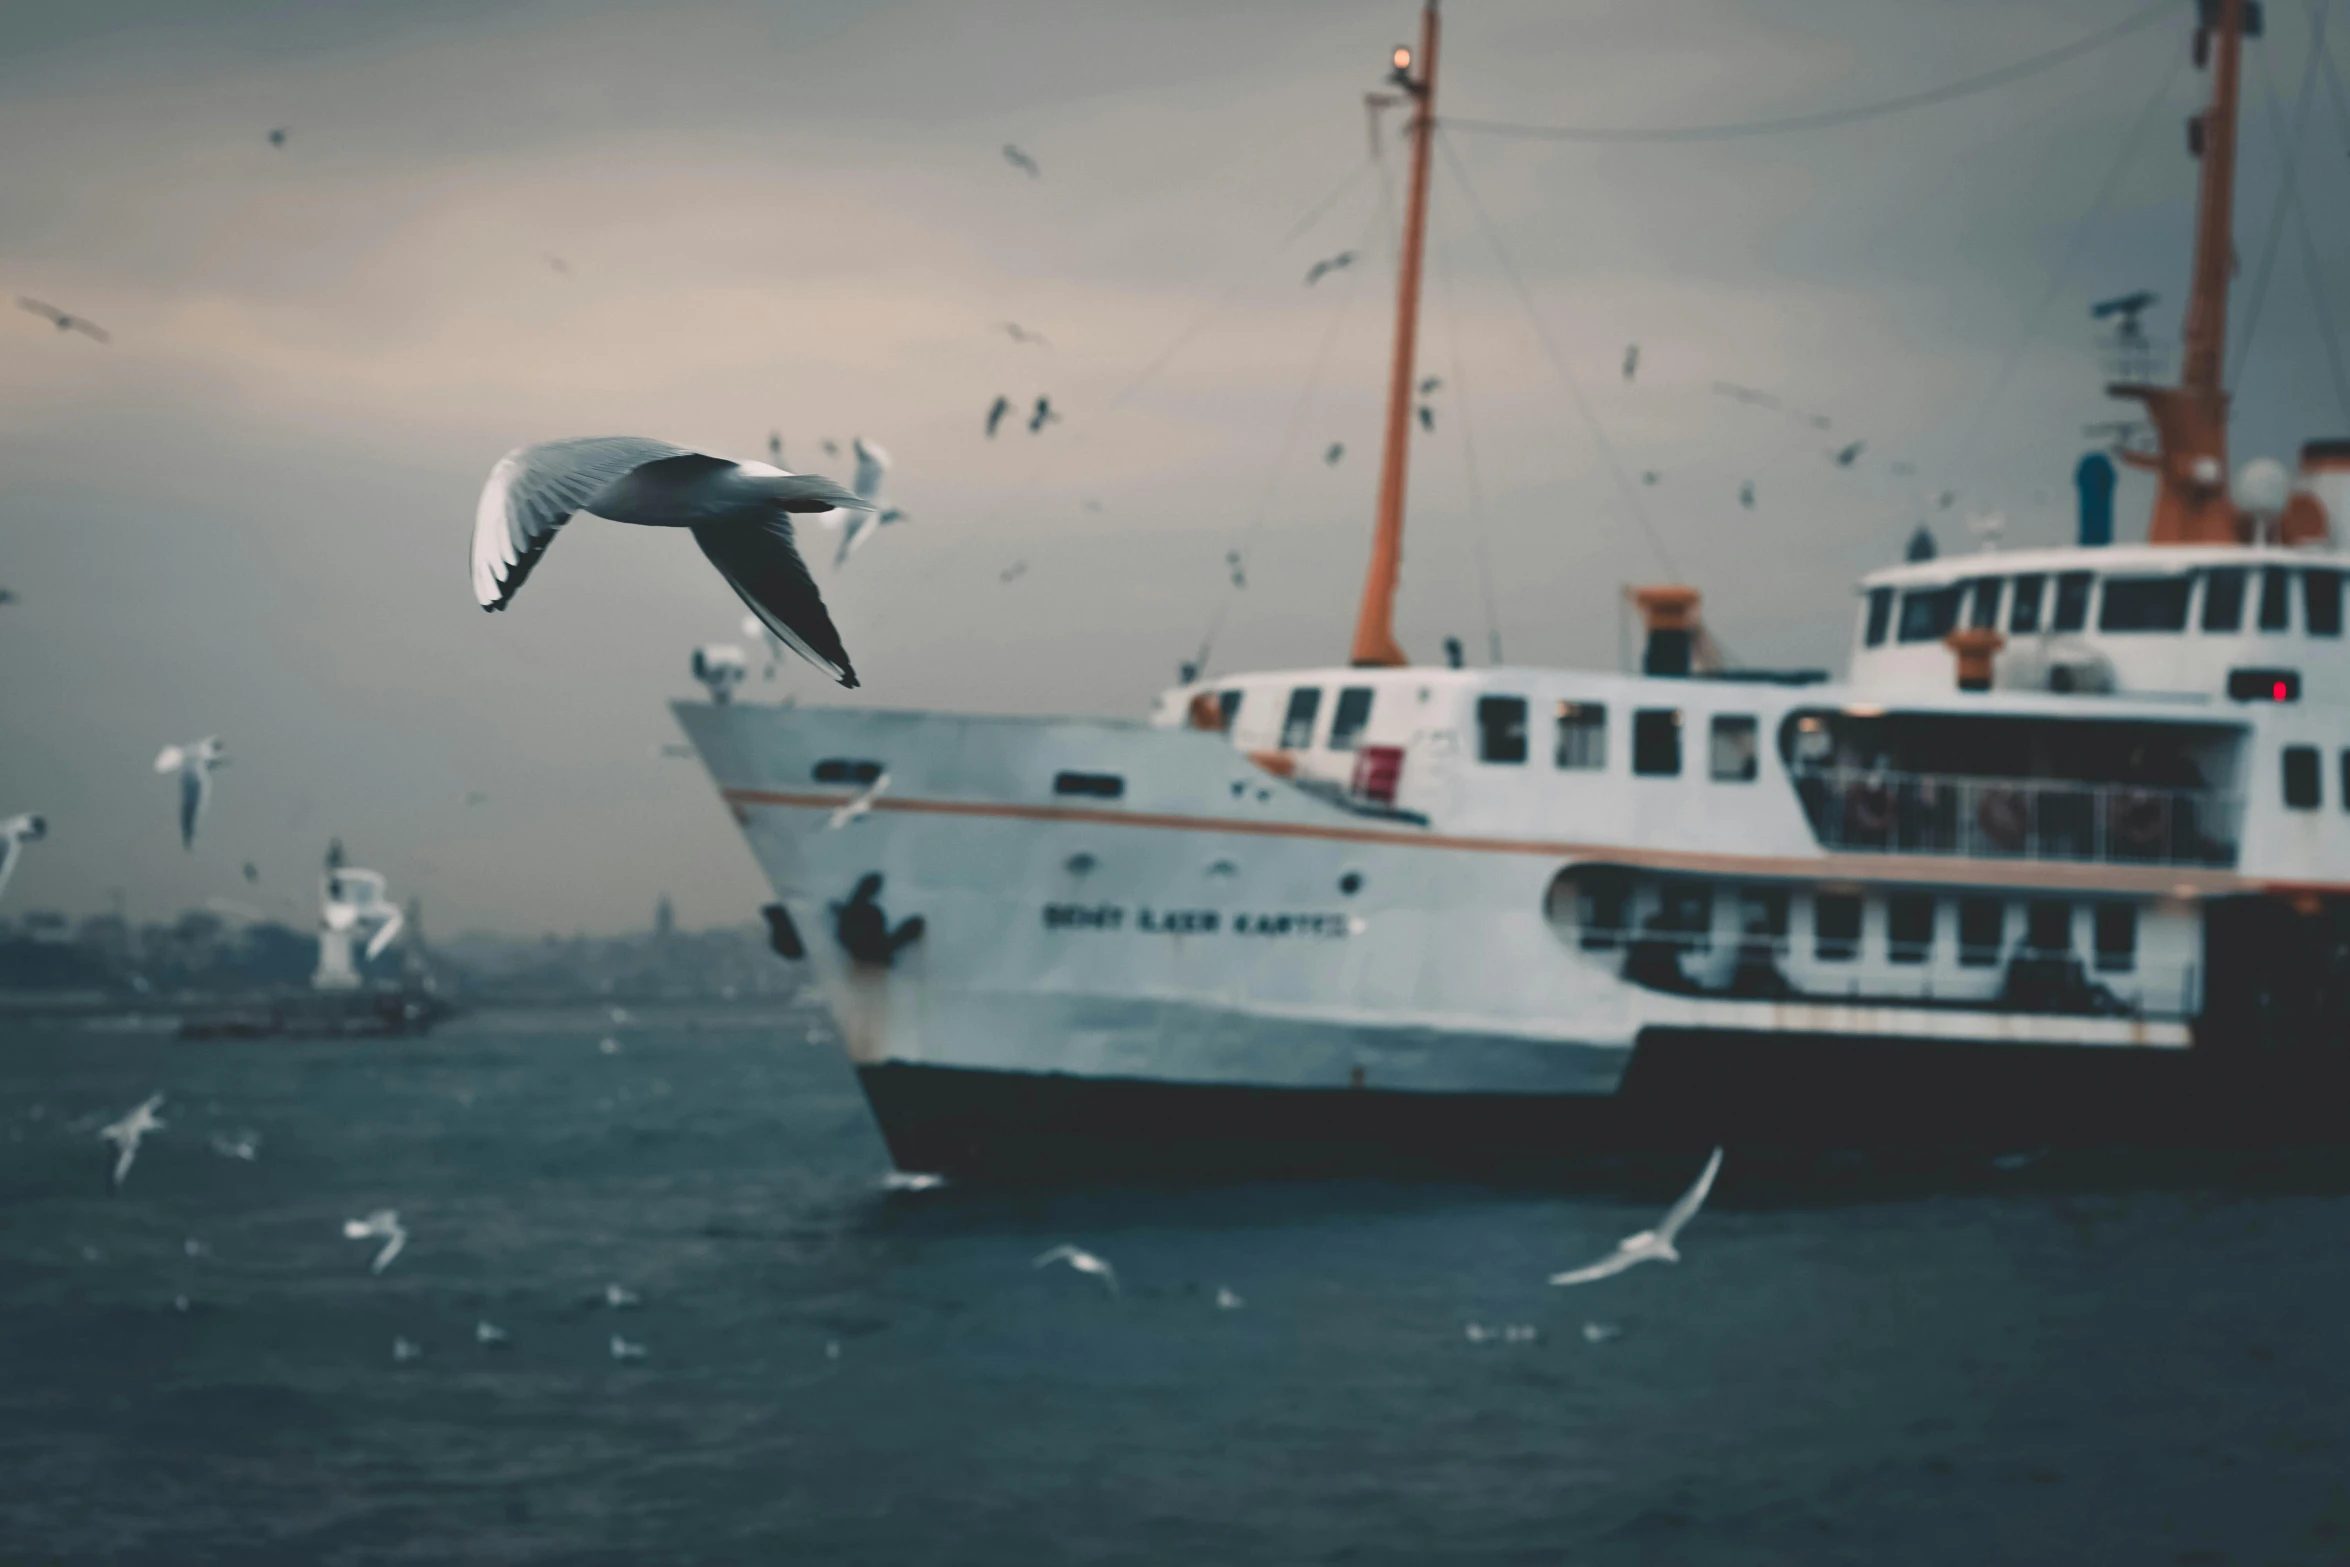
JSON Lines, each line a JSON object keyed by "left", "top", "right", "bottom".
{"left": 154, "top": 737, "right": 226, "bottom": 850}
{"left": 0, "top": 813, "right": 48, "bottom": 904}
{"left": 1002, "top": 143, "right": 1040, "bottom": 177}
{"left": 343, "top": 1209, "right": 407, "bottom": 1274}
{"left": 984, "top": 395, "right": 1012, "bottom": 438}
{"left": 1303, "top": 250, "right": 1355, "bottom": 286}
{"left": 471, "top": 437, "right": 868, "bottom": 688}
{"left": 815, "top": 437, "right": 905, "bottom": 567}
{"left": 996, "top": 321, "right": 1049, "bottom": 347}
{"left": 18, "top": 297, "right": 110, "bottom": 344}
{"left": 1549, "top": 1146, "right": 1723, "bottom": 1286}
{"left": 99, "top": 1093, "right": 165, "bottom": 1189}
{"left": 1034, "top": 1244, "right": 1118, "bottom": 1295}
{"left": 1541, "top": 1151, "right": 1729, "bottom": 1287}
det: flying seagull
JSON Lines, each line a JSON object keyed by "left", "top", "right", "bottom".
{"left": 1418, "top": 375, "right": 1442, "bottom": 396}
{"left": 342, "top": 1209, "right": 408, "bottom": 1274}
{"left": 1303, "top": 250, "right": 1356, "bottom": 287}
{"left": 610, "top": 1334, "right": 648, "bottom": 1361}
{"left": 1324, "top": 442, "right": 1345, "bottom": 466}
{"left": 1642, "top": 470, "right": 1660, "bottom": 486}
{"left": 470, "top": 437, "right": 868, "bottom": 688}
{"left": 999, "top": 560, "right": 1028, "bottom": 584}
{"left": 827, "top": 771, "right": 890, "bottom": 830}
{"left": 267, "top": 127, "right": 288, "bottom": 148}
{"left": 0, "top": 813, "right": 47, "bottom": 905}
{"left": 1002, "top": 143, "right": 1040, "bottom": 177}
{"left": 542, "top": 252, "right": 571, "bottom": 276}
{"left": 997, "top": 321, "right": 1049, "bottom": 347}
{"left": 476, "top": 1319, "right": 510, "bottom": 1346}
{"left": 154, "top": 736, "right": 226, "bottom": 850}
{"left": 1034, "top": 1244, "right": 1119, "bottom": 1295}
{"left": 766, "top": 430, "right": 784, "bottom": 466}
{"left": 1739, "top": 481, "right": 1755, "bottom": 510}
{"left": 18, "top": 297, "right": 110, "bottom": 344}
{"left": 1226, "top": 550, "right": 1245, "bottom": 589}
{"left": 208, "top": 1131, "right": 259, "bottom": 1161}
{"left": 1416, "top": 404, "right": 1434, "bottom": 433}
{"left": 1548, "top": 1146, "right": 1723, "bottom": 1286}
{"left": 815, "top": 436, "right": 905, "bottom": 567}
{"left": 1029, "top": 395, "right": 1059, "bottom": 434}
{"left": 603, "top": 1282, "right": 640, "bottom": 1309}
{"left": 1832, "top": 440, "right": 1866, "bottom": 468}
{"left": 985, "top": 395, "right": 1012, "bottom": 438}
{"left": 1711, "top": 381, "right": 1778, "bottom": 409}
{"left": 1622, "top": 343, "right": 1639, "bottom": 381}
{"left": 99, "top": 1093, "right": 165, "bottom": 1189}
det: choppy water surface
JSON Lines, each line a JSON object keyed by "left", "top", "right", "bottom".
{"left": 2, "top": 1003, "right": 2347, "bottom": 1565}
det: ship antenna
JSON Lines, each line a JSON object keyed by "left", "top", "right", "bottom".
{"left": 2111, "top": 0, "right": 2254, "bottom": 544}
{"left": 1349, "top": 2, "right": 1439, "bottom": 668}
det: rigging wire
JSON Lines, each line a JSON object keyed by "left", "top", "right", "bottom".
{"left": 2252, "top": 17, "right": 2350, "bottom": 426}
{"left": 1436, "top": 128, "right": 1682, "bottom": 581}
{"left": 1430, "top": 205, "right": 1504, "bottom": 666}
{"left": 1442, "top": 0, "right": 2173, "bottom": 144}
{"left": 2231, "top": 12, "right": 2328, "bottom": 394}
{"left": 1189, "top": 204, "right": 1381, "bottom": 679}
{"left": 1944, "top": 41, "right": 2186, "bottom": 475}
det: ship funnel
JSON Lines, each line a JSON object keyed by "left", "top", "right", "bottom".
{"left": 1631, "top": 586, "right": 1699, "bottom": 678}
{"left": 2075, "top": 451, "right": 2116, "bottom": 546}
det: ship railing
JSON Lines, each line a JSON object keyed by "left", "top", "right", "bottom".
{"left": 1789, "top": 766, "right": 2240, "bottom": 868}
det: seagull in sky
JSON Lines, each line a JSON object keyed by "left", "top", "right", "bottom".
{"left": 1002, "top": 143, "right": 1040, "bottom": 177}
{"left": 996, "top": 321, "right": 1048, "bottom": 347}
{"left": 1418, "top": 375, "right": 1442, "bottom": 396}
{"left": 1622, "top": 343, "right": 1639, "bottom": 381}
{"left": 99, "top": 1093, "right": 165, "bottom": 1189}
{"left": 343, "top": 1209, "right": 407, "bottom": 1274}
{"left": 471, "top": 437, "right": 867, "bottom": 688}
{"left": 827, "top": 771, "right": 890, "bottom": 830}
{"left": 1831, "top": 440, "right": 1866, "bottom": 468}
{"left": 1711, "top": 381, "right": 1778, "bottom": 409}
{"left": 154, "top": 736, "right": 226, "bottom": 850}
{"left": 1303, "top": 250, "right": 1355, "bottom": 286}
{"left": 1324, "top": 442, "right": 1345, "bottom": 466}
{"left": 267, "top": 127, "right": 288, "bottom": 148}
{"left": 1034, "top": 1244, "right": 1119, "bottom": 1295}
{"left": 1548, "top": 1146, "right": 1723, "bottom": 1286}
{"left": 1028, "top": 395, "right": 1059, "bottom": 434}
{"left": 998, "top": 560, "right": 1027, "bottom": 584}
{"left": 0, "top": 813, "right": 47, "bottom": 905}
{"left": 1642, "top": 471, "right": 1661, "bottom": 486}
{"left": 18, "top": 297, "right": 110, "bottom": 344}
{"left": 814, "top": 436, "right": 905, "bottom": 567}
{"left": 1739, "top": 481, "right": 1756, "bottom": 510}
{"left": 1226, "top": 550, "right": 1246, "bottom": 589}
{"left": 984, "top": 395, "right": 1012, "bottom": 438}
{"left": 1416, "top": 404, "right": 1434, "bottom": 433}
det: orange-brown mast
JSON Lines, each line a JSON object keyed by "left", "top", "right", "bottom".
{"left": 2113, "top": 0, "right": 2247, "bottom": 544}
{"left": 1349, "top": 2, "right": 1439, "bottom": 668}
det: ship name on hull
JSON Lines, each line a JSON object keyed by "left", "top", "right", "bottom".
{"left": 1043, "top": 904, "right": 1354, "bottom": 938}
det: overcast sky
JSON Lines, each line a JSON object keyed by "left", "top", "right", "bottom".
{"left": 3, "top": 0, "right": 2344, "bottom": 935}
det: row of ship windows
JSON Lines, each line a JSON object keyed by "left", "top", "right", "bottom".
{"left": 1580, "top": 884, "right": 2139, "bottom": 972}
{"left": 1245, "top": 687, "right": 1764, "bottom": 781}
{"left": 1864, "top": 565, "right": 2347, "bottom": 648}
{"left": 2279, "top": 746, "right": 2350, "bottom": 813}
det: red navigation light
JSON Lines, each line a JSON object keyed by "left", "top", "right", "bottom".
{"left": 2274, "top": 680, "right": 2290, "bottom": 701}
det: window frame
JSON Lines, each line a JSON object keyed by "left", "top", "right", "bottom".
{"left": 1896, "top": 584, "right": 1964, "bottom": 644}
{"left": 2259, "top": 566, "right": 2292, "bottom": 632}
{"left": 1327, "top": 686, "right": 1376, "bottom": 752}
{"left": 1554, "top": 701, "right": 1608, "bottom": 771}
{"left": 1631, "top": 708, "right": 1684, "bottom": 777}
{"left": 1813, "top": 893, "right": 1863, "bottom": 963}
{"left": 1279, "top": 687, "right": 1322, "bottom": 750}
{"left": 2283, "top": 744, "right": 2322, "bottom": 810}
{"left": 2093, "top": 903, "right": 2137, "bottom": 975}
{"left": 2098, "top": 575, "right": 2194, "bottom": 633}
{"left": 1957, "top": 897, "right": 2004, "bottom": 967}
{"left": 2202, "top": 566, "right": 2247, "bottom": 633}
{"left": 1967, "top": 577, "right": 2005, "bottom": 631}
{"left": 2304, "top": 568, "right": 2343, "bottom": 637}
{"left": 2051, "top": 572, "right": 2094, "bottom": 633}
{"left": 1886, "top": 893, "right": 1935, "bottom": 965}
{"left": 1476, "top": 695, "right": 1529, "bottom": 765}
{"left": 2009, "top": 573, "right": 2046, "bottom": 634}
{"left": 1864, "top": 587, "right": 1894, "bottom": 648}
{"left": 1708, "top": 714, "right": 1760, "bottom": 783}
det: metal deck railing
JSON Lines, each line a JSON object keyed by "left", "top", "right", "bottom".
{"left": 1790, "top": 767, "right": 2241, "bottom": 868}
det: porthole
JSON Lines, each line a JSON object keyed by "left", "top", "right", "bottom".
{"left": 1339, "top": 872, "right": 1364, "bottom": 896}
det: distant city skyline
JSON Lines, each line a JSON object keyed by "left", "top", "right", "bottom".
{"left": 3, "top": 0, "right": 2345, "bottom": 932}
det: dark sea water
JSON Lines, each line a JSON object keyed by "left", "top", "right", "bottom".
{"left": 3, "top": 1001, "right": 2348, "bottom": 1565}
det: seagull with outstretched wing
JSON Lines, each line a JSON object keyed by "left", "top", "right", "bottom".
{"left": 154, "top": 737, "right": 225, "bottom": 850}
{"left": 1549, "top": 1147, "right": 1724, "bottom": 1287}
{"left": 814, "top": 437, "right": 905, "bottom": 567}
{"left": 471, "top": 437, "right": 867, "bottom": 687}
{"left": 0, "top": 813, "right": 46, "bottom": 904}
{"left": 18, "top": 297, "right": 110, "bottom": 343}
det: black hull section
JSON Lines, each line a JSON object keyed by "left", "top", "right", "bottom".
{"left": 858, "top": 1028, "right": 2350, "bottom": 1181}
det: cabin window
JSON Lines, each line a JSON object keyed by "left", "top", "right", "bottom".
{"left": 2202, "top": 567, "right": 2247, "bottom": 632}
{"left": 2260, "top": 567, "right": 2292, "bottom": 631}
{"left": 812, "top": 758, "right": 884, "bottom": 784}
{"left": 1477, "top": 696, "right": 1529, "bottom": 764}
{"left": 2093, "top": 903, "right": 2136, "bottom": 974}
{"left": 2304, "top": 569, "right": 2343, "bottom": 637}
{"left": 1738, "top": 886, "right": 1790, "bottom": 942}
{"left": 1864, "top": 587, "right": 1894, "bottom": 647}
{"left": 1328, "top": 687, "right": 1375, "bottom": 751}
{"left": 2283, "top": 745, "right": 2322, "bottom": 810}
{"left": 2009, "top": 574, "right": 2046, "bottom": 634}
{"left": 1709, "top": 715, "right": 1759, "bottom": 782}
{"left": 1053, "top": 771, "right": 1124, "bottom": 799}
{"left": 1632, "top": 709, "right": 1683, "bottom": 776}
{"left": 1957, "top": 897, "right": 2004, "bottom": 966}
{"left": 1555, "top": 702, "right": 1607, "bottom": 770}
{"left": 1813, "top": 894, "right": 1862, "bottom": 962}
{"left": 1897, "top": 584, "right": 1963, "bottom": 644}
{"left": 1886, "top": 894, "right": 1935, "bottom": 964}
{"left": 2341, "top": 750, "right": 2350, "bottom": 813}
{"left": 2051, "top": 572, "right": 2094, "bottom": 633}
{"left": 2025, "top": 900, "right": 2073, "bottom": 955}
{"left": 1280, "top": 687, "right": 1321, "bottom": 749}
{"left": 1576, "top": 872, "right": 1632, "bottom": 951}
{"left": 2099, "top": 575, "right": 2193, "bottom": 633}
{"left": 1659, "top": 881, "right": 1713, "bottom": 953}
{"left": 1967, "top": 577, "right": 2005, "bottom": 630}
{"left": 1218, "top": 689, "right": 1243, "bottom": 730}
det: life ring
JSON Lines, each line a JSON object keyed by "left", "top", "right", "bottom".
{"left": 1845, "top": 778, "right": 1894, "bottom": 839}
{"left": 2112, "top": 790, "right": 2167, "bottom": 857}
{"left": 1978, "top": 787, "right": 2028, "bottom": 853}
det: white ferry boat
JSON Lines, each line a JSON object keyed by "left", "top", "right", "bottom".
{"left": 680, "top": 0, "right": 2350, "bottom": 1176}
